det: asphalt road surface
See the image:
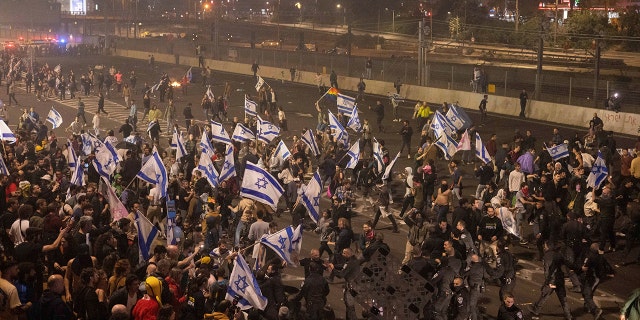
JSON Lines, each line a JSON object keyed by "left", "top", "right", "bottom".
{"left": 4, "top": 54, "right": 638, "bottom": 320}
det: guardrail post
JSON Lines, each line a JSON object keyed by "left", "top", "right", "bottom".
{"left": 569, "top": 77, "right": 572, "bottom": 105}
{"left": 404, "top": 62, "right": 408, "bottom": 84}
{"left": 426, "top": 64, "right": 430, "bottom": 87}
{"left": 450, "top": 65, "right": 454, "bottom": 90}
{"left": 504, "top": 71, "right": 508, "bottom": 96}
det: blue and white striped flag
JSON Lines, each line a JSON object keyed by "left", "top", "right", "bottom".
{"left": 301, "top": 172, "right": 323, "bottom": 223}
{"left": 197, "top": 151, "right": 220, "bottom": 188}
{"left": 586, "top": 152, "right": 608, "bottom": 189}
{"left": 218, "top": 145, "right": 236, "bottom": 183}
{"left": 328, "top": 110, "right": 349, "bottom": 147}
{"left": 382, "top": 151, "right": 400, "bottom": 180}
{"left": 206, "top": 86, "right": 215, "bottom": 101}
{"left": 225, "top": 253, "right": 268, "bottom": 310}
{"left": 186, "top": 67, "right": 193, "bottom": 82}
{"left": 445, "top": 104, "right": 471, "bottom": 131}
{"left": 435, "top": 132, "right": 459, "bottom": 161}
{"left": 81, "top": 132, "right": 101, "bottom": 156}
{"left": 46, "top": 107, "right": 63, "bottom": 129}
{"left": 430, "top": 111, "right": 455, "bottom": 139}
{"left": 546, "top": 143, "right": 570, "bottom": 161}
{"left": 337, "top": 93, "right": 356, "bottom": 115}
{"left": 135, "top": 210, "right": 159, "bottom": 261}
{"left": 240, "top": 162, "right": 284, "bottom": 210}
{"left": 346, "top": 105, "right": 362, "bottom": 132}
{"left": 345, "top": 139, "right": 360, "bottom": 170}
{"left": 0, "top": 154, "right": 9, "bottom": 176}
{"left": 257, "top": 116, "right": 280, "bottom": 144}
{"left": 136, "top": 147, "right": 168, "bottom": 198}
{"left": 200, "top": 131, "right": 215, "bottom": 158}
{"left": 67, "top": 141, "right": 84, "bottom": 186}
{"left": 93, "top": 140, "right": 121, "bottom": 179}
{"left": 475, "top": 132, "right": 492, "bottom": 164}
{"left": 232, "top": 123, "right": 255, "bottom": 142}
{"left": 171, "top": 128, "right": 187, "bottom": 161}
{"left": 147, "top": 120, "right": 159, "bottom": 135}
{"left": 0, "top": 120, "right": 16, "bottom": 144}
{"left": 301, "top": 129, "right": 320, "bottom": 157}
{"left": 210, "top": 121, "right": 233, "bottom": 145}
{"left": 373, "top": 138, "right": 384, "bottom": 173}
{"left": 255, "top": 75, "right": 265, "bottom": 92}
{"left": 259, "top": 224, "right": 303, "bottom": 266}
{"left": 274, "top": 140, "right": 291, "bottom": 161}
{"left": 244, "top": 96, "right": 258, "bottom": 118}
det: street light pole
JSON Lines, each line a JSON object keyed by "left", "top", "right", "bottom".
{"left": 392, "top": 10, "right": 395, "bottom": 33}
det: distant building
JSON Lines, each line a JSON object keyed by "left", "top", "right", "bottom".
{"left": 0, "top": 0, "right": 61, "bottom": 27}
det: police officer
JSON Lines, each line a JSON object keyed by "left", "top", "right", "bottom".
{"left": 531, "top": 201, "right": 550, "bottom": 261}
{"left": 328, "top": 248, "right": 360, "bottom": 320}
{"left": 463, "top": 254, "right": 489, "bottom": 320}
{"left": 497, "top": 292, "right": 524, "bottom": 320}
{"left": 488, "top": 239, "right": 516, "bottom": 302}
{"left": 560, "top": 212, "right": 587, "bottom": 292}
{"left": 580, "top": 243, "right": 613, "bottom": 320}
{"left": 447, "top": 275, "right": 470, "bottom": 320}
{"left": 430, "top": 260, "right": 457, "bottom": 320}
{"left": 299, "top": 249, "right": 327, "bottom": 278}
{"left": 292, "top": 263, "right": 330, "bottom": 320}
{"left": 529, "top": 241, "right": 573, "bottom": 320}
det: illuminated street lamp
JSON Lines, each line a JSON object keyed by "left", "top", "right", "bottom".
{"left": 336, "top": 4, "right": 345, "bottom": 26}
{"left": 294, "top": 2, "right": 302, "bottom": 25}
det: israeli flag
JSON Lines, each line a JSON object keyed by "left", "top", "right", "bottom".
{"left": 134, "top": 210, "right": 159, "bottom": 261}
{"left": 255, "top": 75, "right": 265, "bottom": 92}
{"left": 206, "top": 86, "right": 215, "bottom": 101}
{"left": 345, "top": 139, "right": 360, "bottom": 170}
{"left": 257, "top": 116, "right": 280, "bottom": 144}
{"left": 93, "top": 140, "right": 121, "bottom": 179}
{"left": 337, "top": 93, "right": 356, "bottom": 115}
{"left": 586, "top": 152, "right": 608, "bottom": 189}
{"left": 218, "top": 145, "right": 236, "bottom": 182}
{"left": 197, "top": 151, "right": 220, "bottom": 188}
{"left": 225, "top": 253, "right": 268, "bottom": 310}
{"left": 186, "top": 67, "right": 193, "bottom": 82}
{"left": 210, "top": 121, "right": 233, "bottom": 145}
{"left": 259, "top": 225, "right": 303, "bottom": 267}
{"left": 274, "top": 140, "right": 291, "bottom": 161}
{"left": 301, "top": 172, "right": 323, "bottom": 223}
{"left": 46, "top": 107, "right": 63, "bottom": 129}
{"left": 373, "top": 138, "right": 384, "bottom": 173}
{"left": 445, "top": 104, "right": 471, "bottom": 131}
{"left": 498, "top": 207, "right": 519, "bottom": 238}
{"left": 346, "top": 105, "right": 362, "bottom": 133}
{"left": 0, "top": 154, "right": 9, "bottom": 175}
{"left": 382, "top": 152, "right": 401, "bottom": 180}
{"left": 0, "top": 120, "right": 16, "bottom": 144}
{"left": 81, "top": 133, "right": 97, "bottom": 155}
{"left": 244, "top": 96, "right": 258, "bottom": 118}
{"left": 232, "top": 123, "right": 255, "bottom": 142}
{"left": 546, "top": 143, "right": 570, "bottom": 161}
{"left": 136, "top": 147, "right": 168, "bottom": 198}
{"left": 240, "top": 162, "right": 284, "bottom": 210}
{"left": 434, "top": 132, "right": 459, "bottom": 161}
{"left": 430, "top": 111, "right": 455, "bottom": 139}
{"left": 147, "top": 120, "right": 159, "bottom": 137}
{"left": 301, "top": 129, "right": 320, "bottom": 157}
{"left": 171, "top": 128, "right": 187, "bottom": 161}
{"left": 200, "top": 131, "right": 215, "bottom": 158}
{"left": 67, "top": 140, "right": 84, "bottom": 186}
{"left": 474, "top": 133, "right": 492, "bottom": 164}
{"left": 328, "top": 110, "right": 349, "bottom": 147}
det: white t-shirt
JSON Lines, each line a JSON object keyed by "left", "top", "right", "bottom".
{"left": 9, "top": 219, "right": 29, "bottom": 246}
{"left": 0, "top": 278, "right": 21, "bottom": 320}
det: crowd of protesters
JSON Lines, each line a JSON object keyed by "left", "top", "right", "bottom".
{"left": 0, "top": 48, "right": 637, "bottom": 320}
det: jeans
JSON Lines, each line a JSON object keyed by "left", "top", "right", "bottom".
{"left": 235, "top": 220, "right": 246, "bottom": 247}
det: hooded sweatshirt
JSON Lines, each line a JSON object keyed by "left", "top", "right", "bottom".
{"left": 404, "top": 167, "right": 414, "bottom": 197}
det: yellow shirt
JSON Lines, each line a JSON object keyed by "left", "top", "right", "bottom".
{"left": 148, "top": 109, "right": 163, "bottom": 122}
{"left": 630, "top": 157, "right": 640, "bottom": 178}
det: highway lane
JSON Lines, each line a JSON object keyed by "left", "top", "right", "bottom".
{"left": 3, "top": 55, "right": 637, "bottom": 319}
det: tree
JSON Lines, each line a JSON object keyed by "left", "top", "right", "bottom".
{"left": 563, "top": 10, "right": 615, "bottom": 50}
{"left": 614, "top": 6, "right": 640, "bottom": 51}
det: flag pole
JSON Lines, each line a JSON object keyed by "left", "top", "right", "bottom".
{"left": 315, "top": 87, "right": 332, "bottom": 105}
{"left": 121, "top": 176, "right": 138, "bottom": 194}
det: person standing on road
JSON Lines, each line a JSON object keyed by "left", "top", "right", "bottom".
{"left": 370, "top": 101, "right": 385, "bottom": 133}
{"left": 97, "top": 92, "right": 108, "bottom": 115}
{"left": 251, "top": 61, "right": 259, "bottom": 80}
{"left": 529, "top": 241, "right": 573, "bottom": 320}
{"left": 330, "top": 70, "right": 338, "bottom": 88}
{"left": 365, "top": 58, "right": 373, "bottom": 79}
{"left": 399, "top": 120, "right": 413, "bottom": 158}
{"left": 183, "top": 103, "right": 194, "bottom": 131}
{"left": 128, "top": 99, "right": 138, "bottom": 132}
{"left": 76, "top": 97, "right": 87, "bottom": 124}
{"left": 357, "top": 78, "right": 366, "bottom": 101}
{"left": 488, "top": 240, "right": 516, "bottom": 302}
{"left": 479, "top": 94, "right": 488, "bottom": 123}
{"left": 519, "top": 89, "right": 528, "bottom": 118}
{"left": 328, "top": 248, "right": 359, "bottom": 320}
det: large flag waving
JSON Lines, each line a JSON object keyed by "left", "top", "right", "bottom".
{"left": 0, "top": 120, "right": 16, "bottom": 143}
{"left": 259, "top": 225, "right": 303, "bottom": 266}
{"left": 546, "top": 143, "right": 570, "bottom": 161}
{"left": 210, "top": 121, "right": 233, "bottom": 145}
{"left": 244, "top": 96, "right": 258, "bottom": 118}
{"left": 257, "top": 116, "right": 280, "bottom": 144}
{"left": 197, "top": 151, "right": 220, "bottom": 188}
{"left": 136, "top": 147, "right": 168, "bottom": 198}
{"left": 274, "top": 140, "right": 291, "bottom": 161}
{"left": 301, "top": 172, "right": 323, "bottom": 223}
{"left": 434, "top": 132, "right": 458, "bottom": 160}
{"left": 255, "top": 75, "right": 265, "bottom": 92}
{"left": 328, "top": 110, "right": 349, "bottom": 147}
{"left": 218, "top": 145, "right": 236, "bottom": 182}
{"left": 586, "top": 151, "right": 608, "bottom": 189}
{"left": 67, "top": 140, "right": 84, "bottom": 186}
{"left": 373, "top": 138, "right": 384, "bottom": 173}
{"left": 382, "top": 152, "right": 401, "bottom": 180}
{"left": 134, "top": 210, "right": 159, "bottom": 261}
{"left": 456, "top": 130, "right": 471, "bottom": 151}
{"left": 93, "top": 140, "right": 121, "bottom": 179}
{"left": 345, "top": 139, "right": 361, "bottom": 170}
{"left": 206, "top": 86, "right": 215, "bottom": 101}
{"left": 346, "top": 105, "right": 362, "bottom": 132}
{"left": 430, "top": 111, "right": 455, "bottom": 140}
{"left": 0, "top": 154, "right": 8, "bottom": 175}
{"left": 171, "top": 128, "right": 187, "bottom": 161}
{"left": 497, "top": 206, "right": 519, "bottom": 238}
{"left": 337, "top": 93, "right": 356, "bottom": 115}
{"left": 46, "top": 107, "right": 63, "bottom": 129}
{"left": 98, "top": 177, "right": 128, "bottom": 221}
{"left": 226, "top": 253, "right": 268, "bottom": 310}
{"left": 474, "top": 132, "right": 492, "bottom": 164}
{"left": 445, "top": 104, "right": 472, "bottom": 131}
{"left": 240, "top": 162, "right": 284, "bottom": 210}
{"left": 232, "top": 123, "right": 255, "bottom": 142}
{"left": 301, "top": 129, "right": 320, "bottom": 157}
{"left": 200, "top": 131, "right": 215, "bottom": 158}
{"left": 186, "top": 67, "right": 193, "bottom": 82}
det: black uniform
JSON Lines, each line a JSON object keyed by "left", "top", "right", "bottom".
{"left": 463, "top": 260, "right": 489, "bottom": 320}
{"left": 430, "top": 265, "right": 456, "bottom": 320}
{"left": 335, "top": 255, "right": 360, "bottom": 320}
{"left": 447, "top": 285, "right": 470, "bottom": 320}
{"left": 497, "top": 303, "right": 525, "bottom": 320}
{"left": 489, "top": 248, "right": 516, "bottom": 301}
{"left": 579, "top": 250, "right": 612, "bottom": 317}
{"left": 293, "top": 273, "right": 330, "bottom": 320}
{"left": 530, "top": 247, "right": 572, "bottom": 319}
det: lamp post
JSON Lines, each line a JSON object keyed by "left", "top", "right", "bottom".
{"left": 336, "top": 4, "right": 345, "bottom": 26}
{"left": 295, "top": 2, "right": 302, "bottom": 26}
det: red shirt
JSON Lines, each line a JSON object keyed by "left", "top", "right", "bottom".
{"left": 132, "top": 296, "right": 159, "bottom": 320}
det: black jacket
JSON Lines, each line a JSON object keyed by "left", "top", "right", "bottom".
{"left": 39, "top": 289, "right": 74, "bottom": 320}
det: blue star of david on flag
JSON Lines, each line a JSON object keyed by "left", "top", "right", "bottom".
{"left": 278, "top": 236, "right": 287, "bottom": 249}
{"left": 255, "top": 177, "right": 268, "bottom": 189}
{"left": 234, "top": 275, "right": 249, "bottom": 294}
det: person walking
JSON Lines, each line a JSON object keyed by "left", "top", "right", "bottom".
{"left": 529, "top": 241, "right": 573, "bottom": 320}
{"left": 328, "top": 248, "right": 359, "bottom": 320}
{"left": 330, "top": 70, "right": 338, "bottom": 88}
{"left": 97, "top": 92, "right": 108, "bottom": 115}
{"left": 479, "top": 94, "right": 488, "bottom": 123}
{"left": 251, "top": 61, "right": 260, "bottom": 80}
{"left": 365, "top": 58, "right": 373, "bottom": 79}
{"left": 370, "top": 101, "right": 385, "bottom": 133}
{"left": 357, "top": 78, "right": 366, "bottom": 101}
{"left": 519, "top": 89, "right": 528, "bottom": 118}
{"left": 7, "top": 81, "right": 18, "bottom": 106}
{"left": 399, "top": 120, "right": 413, "bottom": 158}
{"left": 76, "top": 97, "right": 87, "bottom": 124}
{"left": 184, "top": 103, "right": 194, "bottom": 131}
{"left": 620, "top": 288, "right": 640, "bottom": 320}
